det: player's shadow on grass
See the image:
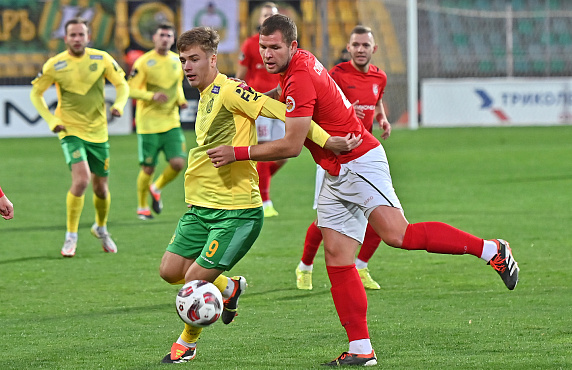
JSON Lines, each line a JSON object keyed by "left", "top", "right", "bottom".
{"left": 0, "top": 254, "right": 63, "bottom": 264}
{"left": 246, "top": 287, "right": 331, "bottom": 301}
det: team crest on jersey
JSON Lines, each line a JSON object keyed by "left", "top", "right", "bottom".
{"left": 206, "top": 99, "right": 214, "bottom": 113}
{"left": 54, "top": 61, "right": 67, "bottom": 71}
{"left": 211, "top": 85, "right": 220, "bottom": 94}
{"left": 89, "top": 63, "right": 98, "bottom": 71}
{"left": 89, "top": 55, "right": 103, "bottom": 60}
{"left": 285, "top": 96, "right": 295, "bottom": 112}
{"left": 146, "top": 59, "right": 156, "bottom": 67}
{"left": 373, "top": 84, "right": 379, "bottom": 95}
{"left": 313, "top": 59, "right": 324, "bottom": 75}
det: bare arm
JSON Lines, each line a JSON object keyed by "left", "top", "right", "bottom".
{"left": 375, "top": 98, "right": 391, "bottom": 140}
{"left": 235, "top": 64, "right": 248, "bottom": 80}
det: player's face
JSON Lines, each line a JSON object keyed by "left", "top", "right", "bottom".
{"left": 347, "top": 32, "right": 377, "bottom": 70}
{"left": 64, "top": 23, "right": 90, "bottom": 57}
{"left": 258, "top": 6, "right": 278, "bottom": 26}
{"left": 153, "top": 28, "right": 175, "bottom": 54}
{"left": 179, "top": 45, "right": 217, "bottom": 92}
{"left": 259, "top": 31, "right": 297, "bottom": 75}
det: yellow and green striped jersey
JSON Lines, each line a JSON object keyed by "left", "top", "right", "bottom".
{"left": 128, "top": 50, "right": 187, "bottom": 134}
{"left": 185, "top": 73, "right": 269, "bottom": 209}
{"left": 30, "top": 47, "right": 129, "bottom": 143}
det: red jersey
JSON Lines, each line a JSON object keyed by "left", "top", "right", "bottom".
{"left": 279, "top": 49, "right": 380, "bottom": 176}
{"left": 329, "top": 61, "right": 387, "bottom": 133}
{"left": 239, "top": 33, "right": 281, "bottom": 93}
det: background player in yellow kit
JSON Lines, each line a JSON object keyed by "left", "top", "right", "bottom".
{"left": 128, "top": 23, "right": 188, "bottom": 220}
{"left": 30, "top": 17, "right": 129, "bottom": 257}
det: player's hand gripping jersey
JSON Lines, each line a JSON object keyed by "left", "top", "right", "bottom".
{"left": 30, "top": 48, "right": 129, "bottom": 143}
{"left": 128, "top": 49, "right": 187, "bottom": 134}
{"left": 279, "top": 50, "right": 380, "bottom": 176}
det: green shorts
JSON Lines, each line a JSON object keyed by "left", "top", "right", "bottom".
{"left": 138, "top": 127, "right": 186, "bottom": 167}
{"left": 60, "top": 136, "right": 110, "bottom": 177}
{"left": 167, "top": 206, "right": 264, "bottom": 271}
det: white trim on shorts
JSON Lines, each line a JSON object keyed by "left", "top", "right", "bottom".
{"left": 316, "top": 145, "right": 402, "bottom": 243}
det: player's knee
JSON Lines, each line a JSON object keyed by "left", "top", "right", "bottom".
{"left": 170, "top": 158, "right": 185, "bottom": 172}
{"left": 383, "top": 233, "right": 404, "bottom": 249}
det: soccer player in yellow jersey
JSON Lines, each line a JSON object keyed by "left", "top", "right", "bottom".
{"left": 159, "top": 26, "right": 361, "bottom": 364}
{"left": 30, "top": 17, "right": 129, "bottom": 257}
{"left": 128, "top": 23, "right": 188, "bottom": 220}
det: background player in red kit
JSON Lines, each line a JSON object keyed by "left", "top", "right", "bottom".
{"left": 296, "top": 25, "right": 389, "bottom": 291}
{"left": 207, "top": 14, "right": 519, "bottom": 367}
{"left": 236, "top": 2, "right": 284, "bottom": 217}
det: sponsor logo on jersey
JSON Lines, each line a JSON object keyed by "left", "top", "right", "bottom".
{"left": 211, "top": 85, "right": 220, "bottom": 94}
{"left": 89, "top": 55, "right": 103, "bottom": 60}
{"left": 54, "top": 61, "right": 67, "bottom": 71}
{"left": 286, "top": 96, "right": 295, "bottom": 112}
{"left": 206, "top": 99, "right": 214, "bottom": 113}
{"left": 356, "top": 104, "right": 376, "bottom": 111}
{"left": 373, "top": 84, "right": 379, "bottom": 95}
{"left": 146, "top": 59, "right": 156, "bottom": 67}
{"left": 129, "top": 69, "right": 139, "bottom": 78}
{"left": 89, "top": 63, "right": 98, "bottom": 72}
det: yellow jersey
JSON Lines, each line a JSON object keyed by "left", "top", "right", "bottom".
{"left": 128, "top": 49, "right": 187, "bottom": 134}
{"left": 185, "top": 74, "right": 267, "bottom": 209}
{"left": 30, "top": 47, "right": 129, "bottom": 143}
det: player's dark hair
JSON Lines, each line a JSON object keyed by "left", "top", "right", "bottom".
{"left": 64, "top": 17, "right": 90, "bottom": 34}
{"left": 260, "top": 14, "right": 297, "bottom": 44}
{"left": 350, "top": 25, "right": 374, "bottom": 38}
{"left": 156, "top": 22, "right": 175, "bottom": 33}
{"left": 177, "top": 27, "right": 219, "bottom": 54}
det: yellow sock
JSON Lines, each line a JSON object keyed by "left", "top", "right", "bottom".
{"left": 66, "top": 192, "right": 84, "bottom": 233}
{"left": 137, "top": 170, "right": 153, "bottom": 209}
{"left": 181, "top": 323, "right": 202, "bottom": 344}
{"left": 171, "top": 278, "right": 185, "bottom": 285}
{"left": 212, "top": 274, "right": 228, "bottom": 294}
{"left": 154, "top": 165, "right": 180, "bottom": 190}
{"left": 93, "top": 192, "right": 110, "bottom": 227}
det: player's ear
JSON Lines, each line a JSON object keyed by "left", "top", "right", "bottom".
{"left": 372, "top": 44, "right": 378, "bottom": 54}
{"left": 210, "top": 53, "right": 217, "bottom": 67}
{"left": 289, "top": 40, "right": 298, "bottom": 55}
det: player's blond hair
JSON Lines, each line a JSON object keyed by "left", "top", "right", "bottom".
{"left": 177, "top": 27, "right": 220, "bottom": 55}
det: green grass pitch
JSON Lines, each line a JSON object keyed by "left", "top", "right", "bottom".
{"left": 1, "top": 126, "right": 571, "bottom": 369}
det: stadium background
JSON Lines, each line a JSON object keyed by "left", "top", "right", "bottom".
{"left": 1, "top": 0, "right": 570, "bottom": 132}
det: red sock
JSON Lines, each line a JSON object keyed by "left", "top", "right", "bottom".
{"left": 301, "top": 221, "right": 323, "bottom": 265}
{"left": 357, "top": 223, "right": 382, "bottom": 262}
{"left": 257, "top": 161, "right": 272, "bottom": 202}
{"left": 268, "top": 161, "right": 284, "bottom": 176}
{"left": 401, "top": 222, "right": 484, "bottom": 257}
{"left": 327, "top": 264, "right": 370, "bottom": 341}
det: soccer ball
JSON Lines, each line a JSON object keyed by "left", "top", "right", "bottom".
{"left": 176, "top": 280, "right": 223, "bottom": 327}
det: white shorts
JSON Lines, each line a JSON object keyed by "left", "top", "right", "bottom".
{"left": 316, "top": 146, "right": 402, "bottom": 243}
{"left": 256, "top": 116, "right": 285, "bottom": 142}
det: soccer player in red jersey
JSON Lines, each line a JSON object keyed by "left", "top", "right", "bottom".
{"left": 236, "top": 2, "right": 285, "bottom": 218}
{"left": 296, "top": 25, "right": 390, "bottom": 291}
{"left": 207, "top": 15, "right": 519, "bottom": 366}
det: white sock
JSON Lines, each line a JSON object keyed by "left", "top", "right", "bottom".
{"left": 221, "top": 277, "right": 235, "bottom": 298}
{"left": 176, "top": 337, "right": 196, "bottom": 349}
{"left": 151, "top": 183, "right": 161, "bottom": 194}
{"left": 480, "top": 240, "right": 498, "bottom": 262}
{"left": 263, "top": 200, "right": 273, "bottom": 207}
{"left": 298, "top": 261, "right": 313, "bottom": 271}
{"left": 65, "top": 232, "right": 78, "bottom": 240}
{"left": 355, "top": 258, "right": 368, "bottom": 269}
{"left": 349, "top": 339, "right": 373, "bottom": 355}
